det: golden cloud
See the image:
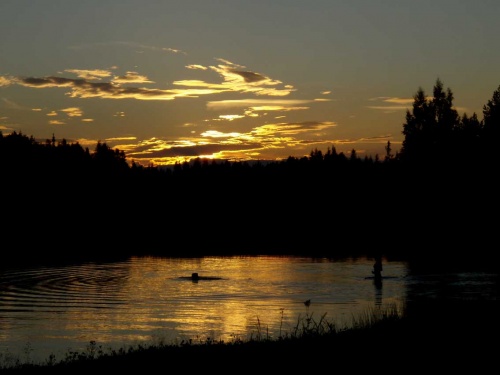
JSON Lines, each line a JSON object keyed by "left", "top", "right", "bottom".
{"left": 218, "top": 114, "right": 245, "bottom": 121}
{"left": 61, "top": 107, "right": 83, "bottom": 117}
{"left": 186, "top": 65, "right": 208, "bottom": 70}
{"left": 65, "top": 69, "right": 113, "bottom": 80}
{"left": 112, "top": 71, "right": 154, "bottom": 84}
{"left": 367, "top": 97, "right": 413, "bottom": 112}
{"left": 5, "top": 58, "right": 295, "bottom": 101}
{"left": 0, "top": 76, "right": 14, "bottom": 87}
{"left": 207, "top": 99, "right": 314, "bottom": 110}
{"left": 247, "top": 105, "right": 309, "bottom": 112}
{"left": 111, "top": 119, "right": 339, "bottom": 166}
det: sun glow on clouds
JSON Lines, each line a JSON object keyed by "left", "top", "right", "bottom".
{"left": 43, "top": 107, "right": 84, "bottom": 117}
{"left": 0, "top": 76, "right": 13, "bottom": 86}
{"left": 0, "top": 49, "right": 367, "bottom": 166}
{"left": 218, "top": 115, "right": 244, "bottom": 121}
{"left": 49, "top": 120, "right": 65, "bottom": 125}
{"left": 207, "top": 99, "right": 318, "bottom": 118}
{"left": 252, "top": 122, "right": 337, "bottom": 136}
{"left": 367, "top": 97, "right": 414, "bottom": 112}
{"left": 3, "top": 59, "right": 294, "bottom": 101}
{"left": 202, "top": 130, "right": 245, "bottom": 139}
{"left": 245, "top": 111, "right": 260, "bottom": 118}
{"left": 186, "top": 65, "right": 208, "bottom": 70}
{"left": 207, "top": 99, "right": 314, "bottom": 108}
{"left": 248, "top": 105, "right": 309, "bottom": 112}
{"left": 173, "top": 60, "right": 294, "bottom": 96}
{"left": 367, "top": 97, "right": 468, "bottom": 114}
{"left": 61, "top": 107, "right": 83, "bottom": 117}
{"left": 116, "top": 120, "right": 338, "bottom": 166}
{"left": 106, "top": 136, "right": 137, "bottom": 142}
{"left": 64, "top": 69, "right": 113, "bottom": 80}
{"left": 112, "top": 72, "right": 154, "bottom": 84}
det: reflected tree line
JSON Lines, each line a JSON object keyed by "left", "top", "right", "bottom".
{"left": 1, "top": 79, "right": 499, "bottom": 266}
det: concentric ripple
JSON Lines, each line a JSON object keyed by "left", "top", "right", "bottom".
{"left": 0, "top": 263, "right": 130, "bottom": 312}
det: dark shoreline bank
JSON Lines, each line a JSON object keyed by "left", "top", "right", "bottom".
{"left": 2, "top": 297, "right": 498, "bottom": 374}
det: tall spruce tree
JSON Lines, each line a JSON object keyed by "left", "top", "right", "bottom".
{"left": 482, "top": 85, "right": 500, "bottom": 158}
{"left": 400, "top": 79, "right": 459, "bottom": 163}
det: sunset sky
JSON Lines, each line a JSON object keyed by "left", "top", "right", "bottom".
{"left": 1, "top": 0, "right": 500, "bottom": 166}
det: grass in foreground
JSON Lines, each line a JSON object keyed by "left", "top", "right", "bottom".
{"left": 1, "top": 299, "right": 497, "bottom": 373}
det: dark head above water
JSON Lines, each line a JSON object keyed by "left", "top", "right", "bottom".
{"left": 179, "top": 273, "right": 223, "bottom": 281}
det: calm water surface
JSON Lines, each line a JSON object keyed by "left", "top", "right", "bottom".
{"left": 0, "top": 255, "right": 496, "bottom": 365}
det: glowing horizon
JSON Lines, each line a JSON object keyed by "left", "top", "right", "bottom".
{"left": 1, "top": 0, "right": 497, "bottom": 166}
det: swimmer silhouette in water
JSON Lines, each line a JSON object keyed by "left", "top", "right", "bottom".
{"left": 372, "top": 255, "right": 383, "bottom": 279}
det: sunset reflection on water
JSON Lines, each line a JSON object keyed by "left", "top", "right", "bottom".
{"left": 0, "top": 256, "right": 409, "bottom": 364}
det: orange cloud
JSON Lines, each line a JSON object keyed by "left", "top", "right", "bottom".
{"left": 61, "top": 107, "right": 83, "bottom": 117}
{"left": 0, "top": 76, "right": 13, "bottom": 87}
{"left": 207, "top": 99, "right": 314, "bottom": 110}
{"left": 186, "top": 65, "right": 208, "bottom": 70}
{"left": 112, "top": 71, "right": 154, "bottom": 84}
{"left": 64, "top": 69, "right": 113, "bottom": 80}
{"left": 3, "top": 58, "right": 296, "bottom": 102}
{"left": 49, "top": 120, "right": 65, "bottom": 125}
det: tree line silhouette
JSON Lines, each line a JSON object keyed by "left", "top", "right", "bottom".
{"left": 1, "top": 79, "right": 498, "bottom": 265}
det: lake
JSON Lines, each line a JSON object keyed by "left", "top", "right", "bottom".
{"left": 0, "top": 255, "right": 497, "bottom": 365}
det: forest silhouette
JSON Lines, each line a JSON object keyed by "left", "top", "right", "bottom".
{"left": 2, "top": 79, "right": 499, "bottom": 267}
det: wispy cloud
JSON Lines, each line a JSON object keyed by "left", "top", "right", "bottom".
{"left": 207, "top": 99, "right": 314, "bottom": 110}
{"left": 0, "top": 77, "right": 13, "bottom": 87}
{"left": 69, "top": 41, "right": 187, "bottom": 55}
{"left": 217, "top": 114, "right": 245, "bottom": 121}
{"left": 369, "top": 96, "right": 414, "bottom": 105}
{"left": 367, "top": 96, "right": 468, "bottom": 114}
{"left": 186, "top": 65, "right": 208, "bottom": 70}
{"left": 114, "top": 120, "right": 338, "bottom": 165}
{"left": 112, "top": 71, "right": 154, "bottom": 84}
{"left": 64, "top": 69, "right": 113, "bottom": 80}
{"left": 206, "top": 98, "right": 317, "bottom": 118}
{"left": 4, "top": 59, "right": 294, "bottom": 101}
{"left": 16, "top": 76, "right": 214, "bottom": 100}
{"left": 49, "top": 120, "right": 65, "bottom": 125}
{"left": 61, "top": 107, "right": 83, "bottom": 117}
{"left": 106, "top": 136, "right": 137, "bottom": 142}
{"left": 367, "top": 97, "right": 413, "bottom": 112}
{"left": 2, "top": 98, "right": 29, "bottom": 110}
